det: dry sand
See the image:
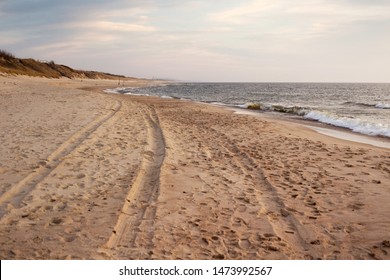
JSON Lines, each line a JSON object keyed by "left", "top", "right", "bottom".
{"left": 0, "top": 75, "right": 389, "bottom": 260}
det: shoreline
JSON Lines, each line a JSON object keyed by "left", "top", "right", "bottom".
{"left": 112, "top": 82, "right": 390, "bottom": 140}
{"left": 304, "top": 125, "right": 390, "bottom": 149}
{"left": 231, "top": 107, "right": 390, "bottom": 149}
{"left": 1, "top": 76, "right": 389, "bottom": 260}
{"left": 107, "top": 86, "right": 390, "bottom": 149}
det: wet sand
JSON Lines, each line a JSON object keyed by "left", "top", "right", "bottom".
{"left": 0, "top": 76, "right": 389, "bottom": 259}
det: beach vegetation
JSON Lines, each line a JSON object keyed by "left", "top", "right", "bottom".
{"left": 0, "top": 49, "right": 16, "bottom": 60}
{"left": 0, "top": 51, "right": 128, "bottom": 80}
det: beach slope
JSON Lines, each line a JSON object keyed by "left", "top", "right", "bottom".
{"left": 0, "top": 76, "right": 389, "bottom": 259}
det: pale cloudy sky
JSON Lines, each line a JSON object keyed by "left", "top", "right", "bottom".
{"left": 1, "top": 0, "right": 390, "bottom": 82}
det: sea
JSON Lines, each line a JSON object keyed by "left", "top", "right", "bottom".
{"left": 106, "top": 83, "right": 390, "bottom": 138}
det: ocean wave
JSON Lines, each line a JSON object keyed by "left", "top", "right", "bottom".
{"left": 238, "top": 103, "right": 307, "bottom": 115}
{"left": 343, "top": 101, "right": 390, "bottom": 109}
{"left": 304, "top": 110, "right": 390, "bottom": 137}
{"left": 104, "top": 87, "right": 149, "bottom": 96}
{"left": 210, "top": 102, "right": 231, "bottom": 106}
{"left": 375, "top": 103, "right": 390, "bottom": 109}
{"left": 238, "top": 102, "right": 265, "bottom": 110}
{"left": 104, "top": 87, "right": 130, "bottom": 94}
{"left": 270, "top": 105, "right": 306, "bottom": 115}
{"left": 104, "top": 87, "right": 390, "bottom": 138}
{"left": 343, "top": 101, "right": 373, "bottom": 108}
{"left": 103, "top": 88, "right": 123, "bottom": 94}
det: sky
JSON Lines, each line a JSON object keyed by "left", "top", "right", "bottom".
{"left": 1, "top": 0, "right": 390, "bottom": 82}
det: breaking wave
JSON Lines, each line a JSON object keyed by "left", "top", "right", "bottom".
{"left": 104, "top": 87, "right": 149, "bottom": 96}
{"left": 304, "top": 110, "right": 390, "bottom": 137}
{"left": 375, "top": 103, "right": 390, "bottom": 109}
{"left": 343, "top": 101, "right": 390, "bottom": 109}
{"left": 238, "top": 103, "right": 306, "bottom": 115}
{"left": 105, "top": 86, "right": 390, "bottom": 138}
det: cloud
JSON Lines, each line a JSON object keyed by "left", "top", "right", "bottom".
{"left": 209, "top": 0, "right": 279, "bottom": 25}
{"left": 285, "top": 0, "right": 390, "bottom": 20}
{"left": 0, "top": 1, "right": 157, "bottom": 55}
{"left": 0, "top": 0, "right": 154, "bottom": 30}
{"left": 1, "top": 0, "right": 390, "bottom": 81}
{"left": 209, "top": 0, "right": 390, "bottom": 39}
{"left": 0, "top": 31, "right": 24, "bottom": 45}
{"left": 64, "top": 20, "right": 157, "bottom": 34}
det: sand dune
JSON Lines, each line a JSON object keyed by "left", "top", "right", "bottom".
{"left": 0, "top": 76, "right": 389, "bottom": 259}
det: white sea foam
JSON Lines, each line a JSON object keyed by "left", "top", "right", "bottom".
{"left": 210, "top": 102, "right": 230, "bottom": 106}
{"left": 375, "top": 103, "right": 390, "bottom": 109}
{"left": 105, "top": 84, "right": 390, "bottom": 139}
{"left": 103, "top": 88, "right": 124, "bottom": 94}
{"left": 129, "top": 93, "right": 149, "bottom": 96}
{"left": 304, "top": 110, "right": 390, "bottom": 137}
{"left": 306, "top": 126, "right": 390, "bottom": 149}
{"left": 104, "top": 87, "right": 150, "bottom": 96}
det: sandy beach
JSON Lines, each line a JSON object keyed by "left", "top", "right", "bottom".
{"left": 0, "top": 75, "right": 389, "bottom": 260}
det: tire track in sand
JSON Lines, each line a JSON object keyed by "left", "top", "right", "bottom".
{"left": 0, "top": 100, "right": 122, "bottom": 217}
{"left": 208, "top": 127, "right": 315, "bottom": 259}
{"left": 99, "top": 105, "right": 165, "bottom": 259}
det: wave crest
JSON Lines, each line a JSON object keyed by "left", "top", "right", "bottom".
{"left": 304, "top": 110, "right": 390, "bottom": 137}
{"left": 375, "top": 103, "right": 390, "bottom": 109}
{"left": 343, "top": 101, "right": 390, "bottom": 109}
